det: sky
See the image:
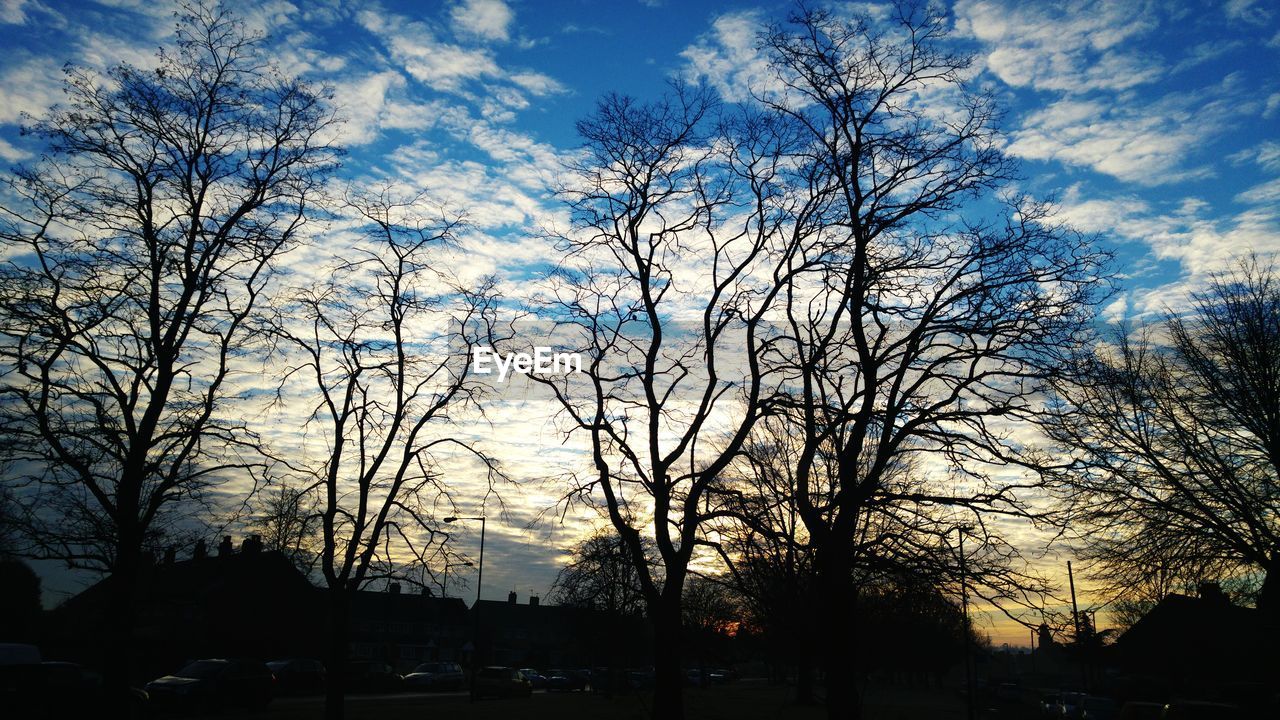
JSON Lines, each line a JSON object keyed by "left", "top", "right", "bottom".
{"left": 1, "top": 0, "right": 1278, "bottom": 648}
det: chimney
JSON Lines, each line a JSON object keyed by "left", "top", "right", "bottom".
{"left": 389, "top": 582, "right": 401, "bottom": 594}
{"left": 193, "top": 539, "right": 207, "bottom": 560}
{"left": 163, "top": 546, "right": 176, "bottom": 564}
{"left": 507, "top": 591, "right": 517, "bottom": 605}
{"left": 241, "top": 534, "right": 263, "bottom": 554}
{"left": 529, "top": 596, "right": 539, "bottom": 608}
{"left": 1198, "top": 582, "right": 1228, "bottom": 606}
{"left": 421, "top": 586, "right": 434, "bottom": 597}
{"left": 217, "top": 535, "right": 233, "bottom": 557}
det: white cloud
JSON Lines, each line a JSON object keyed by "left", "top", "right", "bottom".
{"left": 954, "top": 0, "right": 1163, "bottom": 94}
{"left": 508, "top": 71, "right": 566, "bottom": 97}
{"left": 390, "top": 35, "right": 501, "bottom": 92}
{"left": 1169, "top": 40, "right": 1243, "bottom": 74}
{"left": 450, "top": 0, "right": 513, "bottom": 42}
{"left": 1230, "top": 140, "right": 1280, "bottom": 172}
{"left": 1, "top": 0, "right": 28, "bottom": 23}
{"left": 1264, "top": 93, "right": 1280, "bottom": 119}
{"left": 1055, "top": 185, "right": 1280, "bottom": 316}
{"left": 328, "top": 70, "right": 415, "bottom": 145}
{"left": 1236, "top": 177, "right": 1280, "bottom": 205}
{"left": 0, "top": 136, "right": 31, "bottom": 162}
{"left": 1006, "top": 98, "right": 1206, "bottom": 185}
{"left": 679, "top": 10, "right": 776, "bottom": 103}
{"left": 359, "top": 9, "right": 510, "bottom": 94}
{"left": 1224, "top": 0, "right": 1272, "bottom": 26}
{"left": 0, "top": 56, "right": 62, "bottom": 125}
{"left": 1257, "top": 141, "right": 1280, "bottom": 172}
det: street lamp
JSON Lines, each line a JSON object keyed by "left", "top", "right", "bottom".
{"left": 441, "top": 560, "right": 474, "bottom": 599}
{"left": 443, "top": 516, "right": 485, "bottom": 606}
{"left": 444, "top": 515, "right": 485, "bottom": 702}
{"left": 957, "top": 525, "right": 976, "bottom": 720}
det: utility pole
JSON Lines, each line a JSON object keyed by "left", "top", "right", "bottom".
{"left": 1067, "top": 560, "right": 1088, "bottom": 691}
{"left": 1030, "top": 627, "right": 1037, "bottom": 674}
{"left": 445, "top": 515, "right": 486, "bottom": 702}
{"left": 1067, "top": 560, "right": 1080, "bottom": 640}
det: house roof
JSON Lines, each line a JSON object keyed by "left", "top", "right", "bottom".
{"left": 1116, "top": 592, "right": 1278, "bottom": 674}
{"left": 348, "top": 588, "right": 468, "bottom": 623}
{"left": 54, "top": 549, "right": 315, "bottom": 617}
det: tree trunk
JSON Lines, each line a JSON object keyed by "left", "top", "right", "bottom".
{"left": 324, "top": 589, "right": 351, "bottom": 720}
{"left": 817, "top": 553, "right": 861, "bottom": 720}
{"left": 1258, "top": 556, "right": 1279, "bottom": 616}
{"left": 796, "top": 654, "right": 815, "bottom": 704}
{"left": 104, "top": 529, "right": 142, "bottom": 718}
{"left": 822, "top": 616, "right": 862, "bottom": 720}
{"left": 651, "top": 601, "right": 685, "bottom": 720}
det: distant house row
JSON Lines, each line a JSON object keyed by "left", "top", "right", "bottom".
{"left": 43, "top": 538, "right": 648, "bottom": 681}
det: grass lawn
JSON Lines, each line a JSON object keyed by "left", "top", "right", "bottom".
{"left": 173, "top": 681, "right": 1000, "bottom": 720}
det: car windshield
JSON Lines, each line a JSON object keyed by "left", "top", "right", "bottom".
{"left": 175, "top": 661, "right": 227, "bottom": 679}
{"left": 412, "top": 663, "right": 438, "bottom": 673}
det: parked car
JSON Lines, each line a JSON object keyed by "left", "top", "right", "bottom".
{"left": 403, "top": 661, "right": 465, "bottom": 691}
{"left": 343, "top": 660, "right": 402, "bottom": 694}
{"left": 1056, "top": 692, "right": 1087, "bottom": 718}
{"left": 1078, "top": 696, "right": 1118, "bottom": 720}
{"left": 517, "top": 668, "right": 546, "bottom": 689}
{"left": 995, "top": 682, "right": 1022, "bottom": 703}
{"left": 266, "top": 658, "right": 326, "bottom": 695}
{"left": 146, "top": 658, "right": 274, "bottom": 710}
{"left": 0, "top": 643, "right": 41, "bottom": 665}
{"left": 1116, "top": 702, "right": 1164, "bottom": 720}
{"left": 475, "top": 666, "right": 531, "bottom": 698}
{"left": 1040, "top": 691, "right": 1065, "bottom": 717}
{"left": 2, "top": 658, "right": 142, "bottom": 719}
{"left": 544, "top": 668, "right": 588, "bottom": 692}
{"left": 627, "top": 668, "right": 655, "bottom": 690}
{"left": 1162, "top": 701, "right": 1245, "bottom": 719}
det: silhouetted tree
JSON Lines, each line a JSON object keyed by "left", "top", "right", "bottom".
{"left": 1047, "top": 256, "right": 1280, "bottom": 613}
{"left": 550, "top": 530, "right": 655, "bottom": 617}
{"left": 749, "top": 6, "right": 1109, "bottom": 718}
{"left": 0, "top": 558, "right": 41, "bottom": 643}
{"left": 712, "top": 417, "right": 820, "bottom": 700}
{"left": 0, "top": 485, "right": 18, "bottom": 558}
{"left": 854, "top": 570, "right": 971, "bottom": 681}
{"left": 1037, "top": 623, "right": 1056, "bottom": 650}
{"left": 682, "top": 574, "right": 741, "bottom": 672}
{"left": 248, "top": 482, "right": 321, "bottom": 577}
{"left": 0, "top": 3, "right": 337, "bottom": 705}
{"left": 534, "top": 83, "right": 800, "bottom": 719}
{"left": 264, "top": 188, "right": 502, "bottom": 720}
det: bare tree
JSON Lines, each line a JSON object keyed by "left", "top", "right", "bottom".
{"left": 549, "top": 529, "right": 654, "bottom": 617}
{"left": 1047, "top": 256, "right": 1280, "bottom": 614}
{"left": 743, "top": 6, "right": 1110, "bottom": 718}
{"left": 0, "top": 3, "right": 337, "bottom": 702}
{"left": 248, "top": 482, "right": 322, "bottom": 576}
{"left": 532, "top": 78, "right": 819, "bottom": 712}
{"left": 534, "top": 84, "right": 801, "bottom": 719}
{"left": 265, "top": 189, "right": 502, "bottom": 720}
{"left": 712, "top": 417, "right": 820, "bottom": 699}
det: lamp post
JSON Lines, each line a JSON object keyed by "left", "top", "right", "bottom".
{"left": 444, "top": 515, "right": 485, "bottom": 702}
{"left": 958, "top": 526, "right": 976, "bottom": 720}
{"left": 442, "top": 560, "right": 474, "bottom": 599}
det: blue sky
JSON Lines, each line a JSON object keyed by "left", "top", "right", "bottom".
{"left": 1, "top": 0, "right": 1278, "bottom": 644}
